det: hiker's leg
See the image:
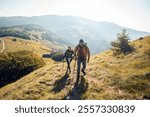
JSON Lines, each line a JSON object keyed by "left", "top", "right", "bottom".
{"left": 81, "top": 58, "right": 86, "bottom": 75}
{"left": 70, "top": 58, "right": 73, "bottom": 63}
{"left": 68, "top": 59, "right": 71, "bottom": 73}
{"left": 66, "top": 58, "right": 69, "bottom": 73}
{"left": 68, "top": 59, "right": 71, "bottom": 71}
{"left": 77, "top": 59, "right": 81, "bottom": 81}
{"left": 82, "top": 58, "right": 86, "bottom": 70}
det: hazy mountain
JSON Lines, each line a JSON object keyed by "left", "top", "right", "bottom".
{"left": 0, "top": 24, "right": 68, "bottom": 50}
{"left": 0, "top": 15, "right": 149, "bottom": 54}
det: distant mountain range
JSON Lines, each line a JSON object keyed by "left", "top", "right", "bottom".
{"left": 0, "top": 24, "right": 67, "bottom": 44}
{"left": 0, "top": 15, "right": 149, "bottom": 54}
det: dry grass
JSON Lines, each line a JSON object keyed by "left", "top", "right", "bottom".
{"left": 0, "top": 40, "right": 2, "bottom": 50}
{"left": 0, "top": 36, "right": 150, "bottom": 100}
{"left": 1, "top": 37, "right": 51, "bottom": 57}
{"left": 83, "top": 36, "right": 150, "bottom": 99}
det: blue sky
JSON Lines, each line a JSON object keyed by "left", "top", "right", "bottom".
{"left": 0, "top": 0, "right": 150, "bottom": 32}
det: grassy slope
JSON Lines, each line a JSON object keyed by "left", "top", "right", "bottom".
{"left": 85, "top": 36, "right": 150, "bottom": 99}
{"left": 0, "top": 39, "right": 2, "bottom": 51}
{"left": 0, "top": 36, "right": 150, "bottom": 100}
{"left": 1, "top": 37, "right": 51, "bottom": 57}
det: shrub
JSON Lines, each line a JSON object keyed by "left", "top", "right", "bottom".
{"left": 51, "top": 52, "right": 64, "bottom": 61}
{"left": 139, "top": 37, "right": 144, "bottom": 40}
{"left": 42, "top": 51, "right": 64, "bottom": 62}
{"left": 0, "top": 50, "right": 45, "bottom": 87}
{"left": 12, "top": 38, "right": 17, "bottom": 41}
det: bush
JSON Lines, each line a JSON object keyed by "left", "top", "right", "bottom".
{"left": 51, "top": 52, "right": 64, "bottom": 61}
{"left": 12, "top": 38, "right": 17, "bottom": 41}
{"left": 42, "top": 51, "right": 64, "bottom": 62}
{"left": 139, "top": 37, "right": 144, "bottom": 40}
{"left": 0, "top": 50, "right": 45, "bottom": 87}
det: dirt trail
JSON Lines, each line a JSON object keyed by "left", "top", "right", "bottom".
{"left": 0, "top": 56, "right": 106, "bottom": 100}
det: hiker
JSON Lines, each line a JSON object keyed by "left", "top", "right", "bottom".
{"left": 63, "top": 46, "right": 74, "bottom": 74}
{"left": 74, "top": 39, "right": 90, "bottom": 83}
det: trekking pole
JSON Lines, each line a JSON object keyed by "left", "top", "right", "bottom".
{"left": 72, "top": 59, "right": 77, "bottom": 85}
{"left": 61, "top": 61, "right": 64, "bottom": 74}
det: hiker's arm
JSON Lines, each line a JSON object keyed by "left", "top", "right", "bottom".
{"left": 74, "top": 46, "right": 77, "bottom": 59}
{"left": 87, "top": 47, "right": 90, "bottom": 62}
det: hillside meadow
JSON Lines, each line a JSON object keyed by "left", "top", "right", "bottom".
{"left": 0, "top": 36, "right": 149, "bottom": 100}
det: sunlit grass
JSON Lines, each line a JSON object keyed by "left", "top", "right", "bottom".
{"left": 0, "top": 36, "right": 150, "bottom": 100}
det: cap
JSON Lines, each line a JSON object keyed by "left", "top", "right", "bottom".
{"left": 79, "top": 39, "right": 84, "bottom": 43}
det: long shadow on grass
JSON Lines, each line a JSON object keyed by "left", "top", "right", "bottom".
{"left": 64, "top": 76, "right": 89, "bottom": 100}
{"left": 52, "top": 73, "right": 69, "bottom": 93}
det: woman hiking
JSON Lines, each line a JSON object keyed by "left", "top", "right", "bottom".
{"left": 63, "top": 46, "right": 74, "bottom": 74}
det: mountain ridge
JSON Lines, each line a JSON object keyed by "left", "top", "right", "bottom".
{"left": 0, "top": 15, "right": 149, "bottom": 54}
{"left": 0, "top": 24, "right": 67, "bottom": 51}
{"left": 0, "top": 15, "right": 149, "bottom": 33}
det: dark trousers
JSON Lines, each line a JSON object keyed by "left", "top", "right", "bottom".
{"left": 66, "top": 58, "right": 72, "bottom": 71}
{"left": 77, "top": 57, "right": 86, "bottom": 80}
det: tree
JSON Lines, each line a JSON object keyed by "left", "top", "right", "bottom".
{"left": 111, "top": 29, "right": 132, "bottom": 55}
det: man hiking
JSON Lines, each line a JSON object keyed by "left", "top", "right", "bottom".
{"left": 74, "top": 39, "right": 90, "bottom": 83}
{"left": 63, "top": 46, "right": 74, "bottom": 74}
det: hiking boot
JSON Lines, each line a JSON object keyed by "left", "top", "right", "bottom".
{"left": 81, "top": 69, "right": 86, "bottom": 75}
